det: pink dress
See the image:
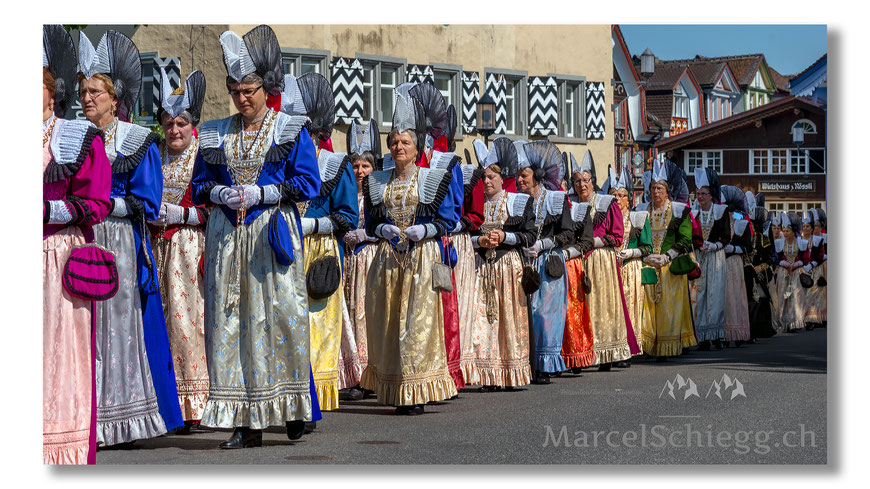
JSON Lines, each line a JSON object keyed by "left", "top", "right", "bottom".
{"left": 43, "top": 117, "right": 111, "bottom": 464}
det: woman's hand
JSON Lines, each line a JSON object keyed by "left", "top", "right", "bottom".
{"left": 488, "top": 229, "right": 505, "bottom": 245}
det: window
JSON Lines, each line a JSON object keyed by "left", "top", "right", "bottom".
{"left": 485, "top": 68, "right": 528, "bottom": 137}
{"left": 673, "top": 84, "right": 689, "bottom": 119}
{"left": 431, "top": 63, "right": 463, "bottom": 137}
{"left": 749, "top": 149, "right": 822, "bottom": 174}
{"left": 685, "top": 150, "right": 721, "bottom": 173}
{"left": 549, "top": 74, "right": 585, "bottom": 142}
{"left": 786, "top": 202, "right": 804, "bottom": 213}
{"left": 281, "top": 48, "right": 330, "bottom": 77}
{"left": 356, "top": 53, "right": 406, "bottom": 129}
{"left": 132, "top": 52, "right": 159, "bottom": 126}
{"left": 767, "top": 202, "right": 785, "bottom": 213}
{"left": 614, "top": 99, "right": 626, "bottom": 130}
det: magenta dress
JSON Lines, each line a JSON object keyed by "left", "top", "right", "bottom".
{"left": 43, "top": 116, "right": 111, "bottom": 464}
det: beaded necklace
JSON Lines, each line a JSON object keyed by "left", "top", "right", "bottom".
{"left": 385, "top": 165, "right": 420, "bottom": 263}
{"left": 783, "top": 237, "right": 798, "bottom": 262}
{"left": 161, "top": 138, "right": 199, "bottom": 205}
{"left": 228, "top": 109, "right": 275, "bottom": 186}
{"left": 699, "top": 205, "right": 714, "bottom": 241}
{"left": 43, "top": 116, "right": 57, "bottom": 146}
{"left": 650, "top": 200, "right": 672, "bottom": 254}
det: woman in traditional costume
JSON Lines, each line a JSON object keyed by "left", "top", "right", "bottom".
{"left": 573, "top": 150, "right": 639, "bottom": 370}
{"left": 560, "top": 163, "right": 595, "bottom": 372}
{"left": 638, "top": 159, "right": 697, "bottom": 358}
{"left": 42, "top": 25, "right": 112, "bottom": 464}
{"left": 743, "top": 192, "right": 777, "bottom": 340}
{"left": 604, "top": 164, "right": 652, "bottom": 362}
{"left": 720, "top": 185, "right": 753, "bottom": 344}
{"left": 191, "top": 25, "right": 320, "bottom": 448}
{"left": 148, "top": 69, "right": 210, "bottom": 434}
{"left": 772, "top": 212, "right": 812, "bottom": 332}
{"left": 517, "top": 141, "right": 573, "bottom": 384}
{"left": 360, "top": 85, "right": 459, "bottom": 415}
{"left": 803, "top": 209, "right": 827, "bottom": 329}
{"left": 464, "top": 138, "right": 534, "bottom": 390}
{"left": 78, "top": 29, "right": 183, "bottom": 446}
{"left": 283, "top": 72, "right": 358, "bottom": 412}
{"left": 690, "top": 167, "right": 729, "bottom": 350}
{"left": 340, "top": 119, "right": 382, "bottom": 401}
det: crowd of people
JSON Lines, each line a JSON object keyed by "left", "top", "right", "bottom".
{"left": 42, "top": 24, "right": 828, "bottom": 464}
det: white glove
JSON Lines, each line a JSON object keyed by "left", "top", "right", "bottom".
{"left": 344, "top": 229, "right": 368, "bottom": 246}
{"left": 46, "top": 200, "right": 74, "bottom": 224}
{"left": 522, "top": 246, "right": 538, "bottom": 259}
{"left": 593, "top": 237, "right": 605, "bottom": 248}
{"left": 225, "top": 185, "right": 260, "bottom": 211}
{"left": 110, "top": 197, "right": 129, "bottom": 217}
{"left": 185, "top": 208, "right": 202, "bottom": 226}
{"left": 733, "top": 246, "right": 743, "bottom": 254}
{"left": 563, "top": 247, "right": 581, "bottom": 260}
{"left": 617, "top": 248, "right": 641, "bottom": 260}
{"left": 404, "top": 225, "right": 427, "bottom": 242}
{"left": 452, "top": 221, "right": 463, "bottom": 233}
{"left": 802, "top": 263, "right": 813, "bottom": 273}
{"left": 261, "top": 184, "right": 281, "bottom": 205}
{"left": 724, "top": 244, "right": 735, "bottom": 254}
{"left": 301, "top": 218, "right": 316, "bottom": 236}
{"left": 154, "top": 203, "right": 185, "bottom": 226}
{"left": 378, "top": 224, "right": 402, "bottom": 240}
{"left": 643, "top": 254, "right": 665, "bottom": 267}
{"left": 210, "top": 186, "right": 234, "bottom": 205}
{"left": 779, "top": 260, "right": 790, "bottom": 268}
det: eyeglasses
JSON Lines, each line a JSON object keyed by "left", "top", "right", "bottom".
{"left": 573, "top": 177, "right": 592, "bottom": 185}
{"left": 78, "top": 88, "right": 107, "bottom": 100}
{"left": 228, "top": 85, "right": 263, "bottom": 99}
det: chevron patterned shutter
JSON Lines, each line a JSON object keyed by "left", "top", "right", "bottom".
{"left": 152, "top": 57, "right": 181, "bottom": 120}
{"left": 332, "top": 57, "right": 365, "bottom": 125}
{"left": 485, "top": 73, "right": 507, "bottom": 135}
{"left": 528, "top": 76, "right": 558, "bottom": 136}
{"left": 461, "top": 71, "right": 479, "bottom": 133}
{"left": 407, "top": 64, "right": 435, "bottom": 85}
{"left": 586, "top": 81, "right": 606, "bottom": 139}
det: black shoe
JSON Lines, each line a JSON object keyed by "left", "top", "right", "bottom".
{"left": 304, "top": 421, "right": 316, "bottom": 434}
{"left": 615, "top": 360, "right": 631, "bottom": 368}
{"left": 449, "top": 394, "right": 460, "bottom": 400}
{"left": 220, "top": 428, "right": 262, "bottom": 449}
{"left": 286, "top": 420, "right": 305, "bottom": 440}
{"left": 532, "top": 373, "right": 551, "bottom": 384}
{"left": 408, "top": 405, "right": 424, "bottom": 415}
{"left": 478, "top": 385, "right": 494, "bottom": 393}
{"left": 598, "top": 363, "right": 612, "bottom": 372}
{"left": 714, "top": 341, "right": 724, "bottom": 350}
{"left": 696, "top": 341, "right": 711, "bottom": 351}
{"left": 807, "top": 323, "right": 816, "bottom": 331}
{"left": 571, "top": 367, "right": 584, "bottom": 374}
{"left": 339, "top": 387, "right": 365, "bottom": 401}
{"left": 656, "top": 356, "right": 668, "bottom": 362}
{"left": 174, "top": 421, "right": 194, "bottom": 435}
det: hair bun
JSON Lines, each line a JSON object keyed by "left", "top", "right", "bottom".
{"left": 262, "top": 71, "right": 277, "bottom": 94}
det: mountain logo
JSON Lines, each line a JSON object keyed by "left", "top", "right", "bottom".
{"left": 705, "top": 373, "right": 747, "bottom": 400}
{"left": 659, "top": 374, "right": 700, "bottom": 400}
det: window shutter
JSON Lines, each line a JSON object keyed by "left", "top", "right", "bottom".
{"left": 331, "top": 57, "right": 364, "bottom": 125}
{"left": 461, "top": 71, "right": 479, "bottom": 133}
{"left": 528, "top": 76, "right": 558, "bottom": 136}
{"left": 153, "top": 57, "right": 181, "bottom": 119}
{"left": 586, "top": 81, "right": 606, "bottom": 139}
{"left": 407, "top": 64, "right": 434, "bottom": 85}
{"left": 485, "top": 73, "right": 507, "bottom": 135}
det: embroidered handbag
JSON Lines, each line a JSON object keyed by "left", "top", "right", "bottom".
{"left": 799, "top": 272, "right": 814, "bottom": 288}
{"left": 432, "top": 262, "right": 454, "bottom": 292}
{"left": 306, "top": 256, "right": 341, "bottom": 300}
{"left": 62, "top": 244, "right": 119, "bottom": 301}
{"left": 669, "top": 254, "right": 698, "bottom": 276}
{"left": 268, "top": 207, "right": 295, "bottom": 266}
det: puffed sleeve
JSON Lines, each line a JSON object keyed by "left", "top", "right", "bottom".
{"left": 574, "top": 212, "right": 594, "bottom": 258}
{"left": 430, "top": 172, "right": 459, "bottom": 237}
{"left": 280, "top": 127, "right": 321, "bottom": 203}
{"left": 711, "top": 213, "right": 731, "bottom": 246}
{"left": 637, "top": 219, "right": 653, "bottom": 257}
{"left": 553, "top": 194, "right": 575, "bottom": 248}
{"left": 601, "top": 200, "right": 625, "bottom": 249}
{"left": 126, "top": 141, "right": 163, "bottom": 221}
{"left": 69, "top": 135, "right": 112, "bottom": 225}
{"left": 190, "top": 148, "right": 223, "bottom": 206}
{"left": 327, "top": 162, "right": 359, "bottom": 237}
{"left": 672, "top": 206, "right": 693, "bottom": 254}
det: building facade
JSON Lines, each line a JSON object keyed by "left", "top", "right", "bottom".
{"left": 71, "top": 24, "right": 615, "bottom": 177}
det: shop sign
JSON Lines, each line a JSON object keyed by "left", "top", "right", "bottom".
{"left": 759, "top": 181, "right": 815, "bottom": 192}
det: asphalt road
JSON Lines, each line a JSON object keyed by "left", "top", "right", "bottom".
{"left": 97, "top": 327, "right": 826, "bottom": 465}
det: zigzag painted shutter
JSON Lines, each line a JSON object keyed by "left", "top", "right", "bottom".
{"left": 528, "top": 76, "right": 558, "bottom": 136}
{"left": 586, "top": 81, "right": 606, "bottom": 139}
{"left": 407, "top": 64, "right": 435, "bottom": 85}
{"left": 152, "top": 57, "right": 181, "bottom": 120}
{"left": 461, "top": 71, "right": 479, "bottom": 133}
{"left": 331, "top": 57, "right": 365, "bottom": 125}
{"left": 485, "top": 73, "right": 507, "bottom": 135}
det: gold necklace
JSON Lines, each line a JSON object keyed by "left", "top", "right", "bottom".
{"left": 102, "top": 120, "right": 118, "bottom": 147}
{"left": 650, "top": 200, "right": 671, "bottom": 254}
{"left": 784, "top": 237, "right": 798, "bottom": 262}
{"left": 161, "top": 139, "right": 199, "bottom": 204}
{"left": 385, "top": 166, "right": 420, "bottom": 260}
{"left": 43, "top": 116, "right": 57, "bottom": 146}
{"left": 699, "top": 206, "right": 714, "bottom": 241}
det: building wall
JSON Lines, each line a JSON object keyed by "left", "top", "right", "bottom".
{"left": 128, "top": 24, "right": 614, "bottom": 177}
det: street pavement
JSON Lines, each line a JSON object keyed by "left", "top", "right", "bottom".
{"left": 97, "top": 327, "right": 826, "bottom": 465}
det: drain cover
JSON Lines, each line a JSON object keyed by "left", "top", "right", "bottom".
{"left": 357, "top": 440, "right": 401, "bottom": 445}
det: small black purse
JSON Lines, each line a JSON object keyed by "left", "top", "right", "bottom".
{"left": 521, "top": 265, "right": 541, "bottom": 295}
{"left": 306, "top": 256, "right": 341, "bottom": 300}
{"left": 544, "top": 252, "right": 565, "bottom": 279}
